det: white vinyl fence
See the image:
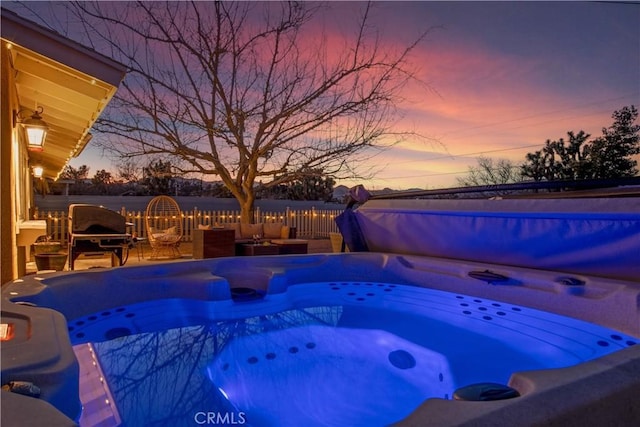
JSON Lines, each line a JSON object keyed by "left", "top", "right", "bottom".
{"left": 34, "top": 206, "right": 342, "bottom": 244}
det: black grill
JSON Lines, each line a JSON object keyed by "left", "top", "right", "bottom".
{"left": 68, "top": 204, "right": 133, "bottom": 270}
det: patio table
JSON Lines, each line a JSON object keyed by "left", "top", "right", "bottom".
{"left": 241, "top": 243, "right": 280, "bottom": 256}
{"left": 271, "top": 239, "right": 309, "bottom": 255}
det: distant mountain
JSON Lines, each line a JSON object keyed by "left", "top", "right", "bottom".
{"left": 332, "top": 185, "right": 350, "bottom": 202}
{"left": 332, "top": 185, "right": 425, "bottom": 202}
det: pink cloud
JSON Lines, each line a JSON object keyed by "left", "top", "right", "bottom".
{"left": 58, "top": 2, "right": 637, "bottom": 191}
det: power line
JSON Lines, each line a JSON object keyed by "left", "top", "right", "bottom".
{"left": 382, "top": 143, "right": 539, "bottom": 172}
{"left": 395, "top": 143, "right": 541, "bottom": 165}
{"left": 378, "top": 161, "right": 527, "bottom": 181}
{"left": 378, "top": 169, "right": 470, "bottom": 181}
{"left": 434, "top": 93, "right": 637, "bottom": 140}
{"left": 381, "top": 93, "right": 638, "bottom": 170}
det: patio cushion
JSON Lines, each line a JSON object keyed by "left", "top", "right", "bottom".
{"left": 240, "top": 223, "right": 264, "bottom": 239}
{"left": 264, "top": 222, "right": 285, "bottom": 239}
{"left": 224, "top": 223, "right": 242, "bottom": 239}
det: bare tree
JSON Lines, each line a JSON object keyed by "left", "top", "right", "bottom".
{"left": 56, "top": 1, "right": 433, "bottom": 222}
{"left": 59, "top": 164, "right": 90, "bottom": 181}
{"left": 457, "top": 156, "right": 523, "bottom": 190}
{"left": 115, "top": 158, "right": 142, "bottom": 183}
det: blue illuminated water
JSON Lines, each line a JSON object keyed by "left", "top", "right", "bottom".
{"left": 69, "top": 282, "right": 637, "bottom": 427}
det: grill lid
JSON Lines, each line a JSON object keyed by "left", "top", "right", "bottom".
{"left": 68, "top": 204, "right": 126, "bottom": 234}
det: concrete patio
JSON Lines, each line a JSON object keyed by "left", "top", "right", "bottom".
{"left": 25, "top": 238, "right": 334, "bottom": 273}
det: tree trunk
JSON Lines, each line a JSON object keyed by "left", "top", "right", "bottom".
{"left": 238, "top": 196, "right": 255, "bottom": 224}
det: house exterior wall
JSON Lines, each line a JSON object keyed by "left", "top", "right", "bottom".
{"left": 2, "top": 41, "right": 37, "bottom": 283}
{"left": 1, "top": 42, "right": 19, "bottom": 284}
{"left": 1, "top": 9, "right": 125, "bottom": 283}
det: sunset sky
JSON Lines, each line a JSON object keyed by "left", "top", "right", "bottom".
{"left": 336, "top": 1, "right": 640, "bottom": 190}
{"left": 9, "top": 1, "right": 640, "bottom": 190}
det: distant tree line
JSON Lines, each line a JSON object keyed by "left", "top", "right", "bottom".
{"left": 48, "top": 105, "right": 637, "bottom": 198}
{"left": 49, "top": 161, "right": 336, "bottom": 202}
{"left": 457, "top": 105, "right": 639, "bottom": 187}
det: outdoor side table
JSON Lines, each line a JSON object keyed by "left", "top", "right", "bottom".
{"left": 134, "top": 237, "right": 147, "bottom": 260}
{"left": 241, "top": 243, "right": 280, "bottom": 256}
{"left": 271, "top": 239, "right": 309, "bottom": 255}
{"left": 193, "top": 229, "right": 235, "bottom": 259}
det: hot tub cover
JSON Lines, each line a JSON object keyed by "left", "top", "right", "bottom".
{"left": 351, "top": 197, "right": 640, "bottom": 281}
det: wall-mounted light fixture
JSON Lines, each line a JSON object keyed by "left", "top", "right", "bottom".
{"left": 33, "top": 165, "right": 44, "bottom": 178}
{"left": 13, "top": 107, "right": 49, "bottom": 151}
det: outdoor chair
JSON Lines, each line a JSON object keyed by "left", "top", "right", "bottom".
{"left": 145, "top": 195, "right": 183, "bottom": 259}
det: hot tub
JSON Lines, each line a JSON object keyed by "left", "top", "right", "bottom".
{"left": 2, "top": 197, "right": 639, "bottom": 426}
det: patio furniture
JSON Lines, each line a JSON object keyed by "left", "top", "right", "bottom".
{"left": 193, "top": 228, "right": 235, "bottom": 259}
{"left": 225, "top": 222, "right": 297, "bottom": 255}
{"left": 134, "top": 237, "right": 147, "bottom": 261}
{"left": 145, "top": 195, "right": 183, "bottom": 259}
{"left": 271, "top": 239, "right": 309, "bottom": 255}
{"left": 241, "top": 243, "right": 280, "bottom": 256}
